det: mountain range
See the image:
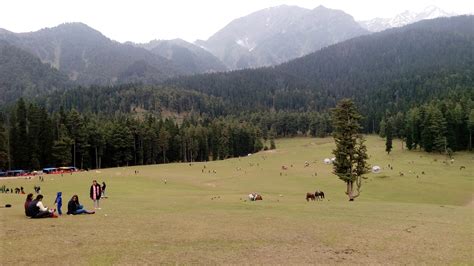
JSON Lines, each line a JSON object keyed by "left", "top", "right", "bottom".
{"left": 0, "top": 23, "right": 185, "bottom": 85}
{"left": 0, "top": 5, "right": 470, "bottom": 106}
{"left": 166, "top": 15, "right": 474, "bottom": 129}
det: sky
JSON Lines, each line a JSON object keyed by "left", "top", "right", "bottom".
{"left": 0, "top": 0, "right": 472, "bottom": 43}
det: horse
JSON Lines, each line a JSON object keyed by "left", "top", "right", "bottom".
{"left": 315, "top": 190, "right": 325, "bottom": 200}
{"left": 306, "top": 193, "right": 315, "bottom": 201}
{"left": 249, "top": 193, "right": 263, "bottom": 201}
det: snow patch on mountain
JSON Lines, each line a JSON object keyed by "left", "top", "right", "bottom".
{"left": 359, "top": 6, "right": 457, "bottom": 32}
{"left": 236, "top": 37, "right": 255, "bottom": 51}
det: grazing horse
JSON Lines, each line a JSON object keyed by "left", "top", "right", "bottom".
{"left": 306, "top": 193, "right": 315, "bottom": 201}
{"left": 315, "top": 190, "right": 325, "bottom": 200}
{"left": 249, "top": 193, "right": 263, "bottom": 201}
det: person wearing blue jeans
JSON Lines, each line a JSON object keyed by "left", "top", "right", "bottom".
{"left": 54, "top": 192, "right": 63, "bottom": 215}
{"left": 67, "top": 195, "right": 95, "bottom": 215}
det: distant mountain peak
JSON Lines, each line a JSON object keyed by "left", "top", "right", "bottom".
{"left": 313, "top": 5, "right": 329, "bottom": 10}
{"left": 199, "top": 5, "right": 368, "bottom": 69}
{"left": 359, "top": 6, "right": 457, "bottom": 32}
{"left": 42, "top": 22, "right": 103, "bottom": 35}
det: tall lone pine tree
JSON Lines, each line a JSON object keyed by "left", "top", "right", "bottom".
{"left": 331, "top": 99, "right": 370, "bottom": 201}
{"left": 385, "top": 118, "right": 393, "bottom": 154}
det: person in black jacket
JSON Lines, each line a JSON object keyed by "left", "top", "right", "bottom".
{"left": 67, "top": 195, "right": 94, "bottom": 215}
{"left": 101, "top": 182, "right": 107, "bottom": 198}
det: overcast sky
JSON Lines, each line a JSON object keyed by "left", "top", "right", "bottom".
{"left": 0, "top": 0, "right": 472, "bottom": 43}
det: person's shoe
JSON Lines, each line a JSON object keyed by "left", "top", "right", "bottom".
{"left": 88, "top": 211, "right": 95, "bottom": 214}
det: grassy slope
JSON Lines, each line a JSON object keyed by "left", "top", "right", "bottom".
{"left": 0, "top": 136, "right": 472, "bottom": 264}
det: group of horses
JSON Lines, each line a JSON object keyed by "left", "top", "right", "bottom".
{"left": 306, "top": 190, "right": 325, "bottom": 201}
{"left": 248, "top": 191, "right": 325, "bottom": 202}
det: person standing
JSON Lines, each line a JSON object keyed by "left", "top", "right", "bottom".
{"left": 101, "top": 182, "right": 106, "bottom": 198}
{"left": 90, "top": 180, "right": 102, "bottom": 209}
{"left": 54, "top": 192, "right": 63, "bottom": 215}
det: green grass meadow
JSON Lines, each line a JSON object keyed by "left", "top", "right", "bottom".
{"left": 1, "top": 136, "right": 473, "bottom": 264}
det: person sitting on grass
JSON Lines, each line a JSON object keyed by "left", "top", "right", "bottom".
{"left": 67, "top": 195, "right": 95, "bottom": 215}
{"left": 26, "top": 194, "right": 57, "bottom": 218}
{"left": 24, "top": 193, "right": 33, "bottom": 215}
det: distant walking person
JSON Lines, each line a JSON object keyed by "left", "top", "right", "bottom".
{"left": 101, "top": 182, "right": 107, "bottom": 198}
{"left": 90, "top": 180, "right": 102, "bottom": 209}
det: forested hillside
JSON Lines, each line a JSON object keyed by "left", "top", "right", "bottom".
{"left": 0, "top": 41, "right": 69, "bottom": 104}
{"left": 169, "top": 16, "right": 474, "bottom": 131}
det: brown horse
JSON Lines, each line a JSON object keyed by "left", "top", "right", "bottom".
{"left": 255, "top": 194, "right": 263, "bottom": 201}
{"left": 306, "top": 193, "right": 315, "bottom": 201}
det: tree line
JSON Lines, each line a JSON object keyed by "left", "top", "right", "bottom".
{"left": 0, "top": 99, "right": 266, "bottom": 171}
{"left": 381, "top": 92, "right": 474, "bottom": 153}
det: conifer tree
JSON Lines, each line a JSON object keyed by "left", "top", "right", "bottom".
{"left": 331, "top": 99, "right": 370, "bottom": 201}
{"left": 0, "top": 114, "right": 8, "bottom": 170}
{"left": 158, "top": 127, "right": 170, "bottom": 163}
{"left": 10, "top": 99, "right": 29, "bottom": 169}
{"left": 385, "top": 118, "right": 393, "bottom": 154}
{"left": 468, "top": 110, "right": 474, "bottom": 151}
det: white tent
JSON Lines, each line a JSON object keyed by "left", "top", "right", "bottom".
{"left": 323, "top": 158, "right": 331, "bottom": 164}
{"left": 372, "top": 166, "right": 381, "bottom": 173}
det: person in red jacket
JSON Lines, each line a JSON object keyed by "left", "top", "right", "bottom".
{"left": 90, "top": 180, "right": 102, "bottom": 209}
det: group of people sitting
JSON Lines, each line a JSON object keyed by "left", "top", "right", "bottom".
{"left": 22, "top": 179, "right": 105, "bottom": 219}
{"left": 0, "top": 186, "right": 25, "bottom": 194}
{"left": 24, "top": 193, "right": 95, "bottom": 218}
